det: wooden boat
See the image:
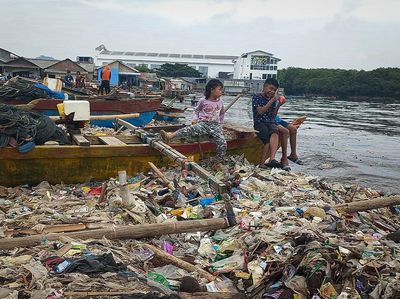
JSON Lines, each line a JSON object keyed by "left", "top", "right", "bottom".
{"left": 155, "top": 105, "right": 186, "bottom": 121}
{"left": 5, "top": 97, "right": 163, "bottom": 127}
{"left": 0, "top": 122, "right": 263, "bottom": 187}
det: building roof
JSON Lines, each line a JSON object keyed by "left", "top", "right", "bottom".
{"left": 0, "top": 48, "right": 19, "bottom": 62}
{"left": 179, "top": 77, "right": 200, "bottom": 84}
{"left": 28, "top": 58, "right": 60, "bottom": 69}
{"left": 240, "top": 50, "right": 281, "bottom": 61}
{"left": 98, "top": 48, "right": 238, "bottom": 61}
{"left": 44, "top": 58, "right": 88, "bottom": 73}
{"left": 139, "top": 72, "right": 159, "bottom": 82}
{"left": 77, "top": 62, "right": 95, "bottom": 73}
{"left": 3, "top": 57, "right": 40, "bottom": 68}
{"left": 98, "top": 60, "right": 139, "bottom": 73}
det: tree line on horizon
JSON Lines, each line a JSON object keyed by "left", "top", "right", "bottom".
{"left": 135, "top": 63, "right": 202, "bottom": 78}
{"left": 277, "top": 67, "right": 400, "bottom": 98}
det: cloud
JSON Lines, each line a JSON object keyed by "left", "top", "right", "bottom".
{"left": 80, "top": 0, "right": 400, "bottom": 25}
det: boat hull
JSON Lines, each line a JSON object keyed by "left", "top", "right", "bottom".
{"left": 0, "top": 136, "right": 263, "bottom": 187}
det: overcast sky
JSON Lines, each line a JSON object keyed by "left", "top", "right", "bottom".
{"left": 1, "top": 0, "right": 399, "bottom": 70}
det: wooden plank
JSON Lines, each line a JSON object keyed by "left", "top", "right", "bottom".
{"left": 72, "top": 134, "right": 90, "bottom": 146}
{"left": 98, "top": 136, "right": 127, "bottom": 146}
{"left": 224, "top": 122, "right": 258, "bottom": 133}
{"left": 117, "top": 118, "right": 137, "bottom": 131}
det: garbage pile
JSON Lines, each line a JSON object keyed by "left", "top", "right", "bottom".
{"left": 0, "top": 156, "right": 399, "bottom": 299}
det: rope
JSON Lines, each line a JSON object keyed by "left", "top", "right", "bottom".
{"left": 0, "top": 76, "right": 48, "bottom": 100}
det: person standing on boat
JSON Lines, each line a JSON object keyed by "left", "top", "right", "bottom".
{"left": 252, "top": 78, "right": 288, "bottom": 169}
{"left": 64, "top": 70, "right": 73, "bottom": 88}
{"left": 75, "top": 71, "right": 85, "bottom": 88}
{"left": 160, "top": 79, "right": 226, "bottom": 161}
{"left": 99, "top": 64, "right": 111, "bottom": 95}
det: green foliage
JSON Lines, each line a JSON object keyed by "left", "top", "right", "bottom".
{"left": 135, "top": 64, "right": 153, "bottom": 73}
{"left": 156, "top": 63, "right": 202, "bottom": 78}
{"left": 277, "top": 67, "right": 400, "bottom": 98}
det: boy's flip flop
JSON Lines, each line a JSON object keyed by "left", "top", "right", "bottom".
{"left": 281, "top": 164, "right": 291, "bottom": 172}
{"left": 288, "top": 156, "right": 304, "bottom": 165}
{"left": 264, "top": 159, "right": 282, "bottom": 169}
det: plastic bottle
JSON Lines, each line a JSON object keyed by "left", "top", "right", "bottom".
{"left": 54, "top": 260, "right": 71, "bottom": 273}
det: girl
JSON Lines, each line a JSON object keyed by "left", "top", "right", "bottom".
{"left": 160, "top": 79, "right": 227, "bottom": 161}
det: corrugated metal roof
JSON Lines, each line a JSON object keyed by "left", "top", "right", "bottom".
{"left": 28, "top": 58, "right": 59, "bottom": 69}
{"left": 99, "top": 49, "right": 238, "bottom": 60}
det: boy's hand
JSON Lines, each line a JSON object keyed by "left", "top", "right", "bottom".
{"left": 192, "top": 120, "right": 198, "bottom": 125}
{"left": 278, "top": 96, "right": 286, "bottom": 105}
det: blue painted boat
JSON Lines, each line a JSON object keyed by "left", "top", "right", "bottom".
{"left": 5, "top": 98, "right": 163, "bottom": 128}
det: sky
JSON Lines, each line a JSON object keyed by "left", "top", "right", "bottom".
{"left": 1, "top": 0, "right": 399, "bottom": 70}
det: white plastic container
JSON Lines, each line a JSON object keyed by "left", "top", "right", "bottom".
{"left": 63, "top": 100, "right": 90, "bottom": 121}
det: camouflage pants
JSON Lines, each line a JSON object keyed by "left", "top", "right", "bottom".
{"left": 176, "top": 121, "right": 227, "bottom": 160}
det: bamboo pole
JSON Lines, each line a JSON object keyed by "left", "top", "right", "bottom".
{"left": 49, "top": 113, "right": 139, "bottom": 121}
{"left": 0, "top": 218, "right": 229, "bottom": 250}
{"left": 143, "top": 244, "right": 216, "bottom": 282}
{"left": 224, "top": 94, "right": 243, "bottom": 113}
{"left": 334, "top": 195, "right": 400, "bottom": 213}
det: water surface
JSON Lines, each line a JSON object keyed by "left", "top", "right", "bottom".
{"left": 175, "top": 96, "right": 400, "bottom": 194}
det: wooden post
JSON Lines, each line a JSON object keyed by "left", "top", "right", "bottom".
{"left": 143, "top": 244, "right": 216, "bottom": 282}
{"left": 334, "top": 195, "right": 400, "bottom": 213}
{"left": 118, "top": 170, "right": 132, "bottom": 207}
{"left": 0, "top": 218, "right": 229, "bottom": 250}
{"left": 98, "top": 181, "right": 108, "bottom": 203}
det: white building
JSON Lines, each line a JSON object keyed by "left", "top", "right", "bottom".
{"left": 94, "top": 45, "right": 237, "bottom": 78}
{"left": 233, "top": 50, "right": 281, "bottom": 80}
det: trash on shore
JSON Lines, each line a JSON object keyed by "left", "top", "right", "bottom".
{"left": 0, "top": 156, "right": 399, "bottom": 298}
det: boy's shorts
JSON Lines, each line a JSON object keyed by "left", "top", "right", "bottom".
{"left": 275, "top": 115, "right": 289, "bottom": 128}
{"left": 254, "top": 122, "right": 278, "bottom": 144}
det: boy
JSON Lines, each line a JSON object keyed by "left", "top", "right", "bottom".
{"left": 252, "top": 78, "right": 287, "bottom": 169}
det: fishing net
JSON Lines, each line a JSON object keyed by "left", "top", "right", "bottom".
{"left": 0, "top": 103, "right": 69, "bottom": 148}
{"left": 0, "top": 77, "right": 48, "bottom": 100}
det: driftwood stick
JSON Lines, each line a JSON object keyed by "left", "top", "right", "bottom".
{"left": 334, "top": 195, "right": 400, "bottom": 213}
{"left": 144, "top": 243, "right": 216, "bottom": 282}
{"left": 148, "top": 162, "right": 176, "bottom": 191}
{"left": 0, "top": 218, "right": 229, "bottom": 250}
